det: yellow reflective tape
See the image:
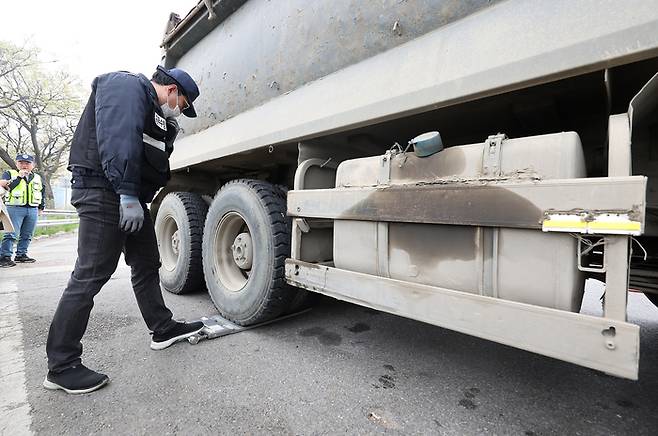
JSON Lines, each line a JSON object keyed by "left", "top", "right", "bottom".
{"left": 588, "top": 221, "right": 641, "bottom": 232}
{"left": 542, "top": 219, "right": 587, "bottom": 229}
{"left": 543, "top": 217, "right": 641, "bottom": 234}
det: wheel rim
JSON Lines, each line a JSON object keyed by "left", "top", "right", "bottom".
{"left": 214, "top": 212, "right": 252, "bottom": 292}
{"left": 160, "top": 215, "right": 180, "bottom": 271}
{"left": 232, "top": 232, "right": 253, "bottom": 270}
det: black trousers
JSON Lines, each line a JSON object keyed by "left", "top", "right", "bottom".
{"left": 46, "top": 188, "right": 176, "bottom": 372}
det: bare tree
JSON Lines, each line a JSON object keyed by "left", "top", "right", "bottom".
{"left": 0, "top": 41, "right": 36, "bottom": 110}
{"left": 0, "top": 117, "right": 26, "bottom": 170}
{"left": 0, "top": 41, "right": 82, "bottom": 206}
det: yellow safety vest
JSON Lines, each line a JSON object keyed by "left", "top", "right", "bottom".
{"left": 5, "top": 170, "right": 43, "bottom": 207}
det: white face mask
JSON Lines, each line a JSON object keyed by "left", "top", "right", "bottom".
{"left": 161, "top": 90, "right": 181, "bottom": 119}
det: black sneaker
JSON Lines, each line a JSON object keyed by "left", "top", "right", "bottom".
{"left": 14, "top": 254, "right": 36, "bottom": 263}
{"left": 0, "top": 256, "right": 16, "bottom": 268}
{"left": 43, "top": 365, "right": 109, "bottom": 394}
{"left": 151, "top": 321, "right": 204, "bottom": 350}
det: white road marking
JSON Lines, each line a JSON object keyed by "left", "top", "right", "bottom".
{"left": 0, "top": 282, "right": 32, "bottom": 436}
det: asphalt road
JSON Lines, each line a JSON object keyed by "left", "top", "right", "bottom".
{"left": 1, "top": 232, "right": 658, "bottom": 435}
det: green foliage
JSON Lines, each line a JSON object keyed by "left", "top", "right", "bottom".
{"left": 33, "top": 222, "right": 79, "bottom": 237}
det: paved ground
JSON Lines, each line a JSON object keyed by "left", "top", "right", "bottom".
{"left": 1, "top": 232, "right": 658, "bottom": 435}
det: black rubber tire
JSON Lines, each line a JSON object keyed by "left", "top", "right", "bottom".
{"left": 272, "top": 184, "right": 318, "bottom": 314}
{"left": 202, "top": 179, "right": 297, "bottom": 325}
{"left": 155, "top": 192, "right": 207, "bottom": 294}
{"left": 645, "top": 292, "right": 658, "bottom": 309}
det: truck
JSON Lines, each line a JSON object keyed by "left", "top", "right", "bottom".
{"left": 153, "top": 0, "right": 658, "bottom": 380}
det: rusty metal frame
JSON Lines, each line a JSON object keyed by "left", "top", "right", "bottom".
{"left": 285, "top": 260, "right": 640, "bottom": 379}
{"left": 603, "top": 114, "right": 634, "bottom": 321}
{"left": 286, "top": 146, "right": 645, "bottom": 377}
{"left": 287, "top": 176, "right": 647, "bottom": 230}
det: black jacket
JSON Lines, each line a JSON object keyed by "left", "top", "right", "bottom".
{"left": 68, "top": 71, "right": 176, "bottom": 202}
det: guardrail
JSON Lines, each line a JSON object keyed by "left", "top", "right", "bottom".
{"left": 37, "top": 209, "right": 79, "bottom": 227}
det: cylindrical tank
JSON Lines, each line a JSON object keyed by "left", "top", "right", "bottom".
{"left": 166, "top": 0, "right": 503, "bottom": 137}
{"left": 333, "top": 132, "right": 588, "bottom": 312}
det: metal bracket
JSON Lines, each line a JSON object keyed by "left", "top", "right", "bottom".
{"left": 291, "top": 158, "right": 339, "bottom": 260}
{"left": 377, "top": 152, "right": 392, "bottom": 277}
{"left": 477, "top": 134, "right": 506, "bottom": 296}
{"left": 297, "top": 218, "right": 310, "bottom": 233}
{"left": 378, "top": 151, "right": 393, "bottom": 185}
{"left": 202, "top": 0, "right": 217, "bottom": 20}
{"left": 478, "top": 227, "right": 499, "bottom": 298}
{"left": 608, "top": 114, "right": 631, "bottom": 177}
{"left": 603, "top": 114, "right": 633, "bottom": 321}
{"left": 481, "top": 133, "right": 507, "bottom": 177}
{"left": 577, "top": 236, "right": 607, "bottom": 273}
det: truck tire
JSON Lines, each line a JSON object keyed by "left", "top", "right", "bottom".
{"left": 155, "top": 192, "right": 207, "bottom": 294}
{"left": 202, "top": 179, "right": 297, "bottom": 325}
{"left": 272, "top": 185, "right": 318, "bottom": 314}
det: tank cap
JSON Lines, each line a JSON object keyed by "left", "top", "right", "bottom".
{"left": 410, "top": 131, "right": 443, "bottom": 157}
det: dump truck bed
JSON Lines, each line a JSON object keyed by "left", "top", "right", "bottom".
{"left": 164, "top": 0, "right": 658, "bottom": 171}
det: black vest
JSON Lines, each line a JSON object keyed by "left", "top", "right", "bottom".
{"left": 68, "top": 73, "right": 174, "bottom": 202}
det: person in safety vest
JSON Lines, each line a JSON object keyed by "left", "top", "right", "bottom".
{"left": 0, "top": 154, "right": 45, "bottom": 267}
{"left": 43, "top": 67, "right": 205, "bottom": 395}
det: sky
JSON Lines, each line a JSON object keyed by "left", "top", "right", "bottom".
{"left": 0, "top": 0, "right": 199, "bottom": 90}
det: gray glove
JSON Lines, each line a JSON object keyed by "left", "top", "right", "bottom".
{"left": 119, "top": 195, "right": 144, "bottom": 233}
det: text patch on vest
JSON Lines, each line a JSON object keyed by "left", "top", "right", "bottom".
{"left": 154, "top": 112, "right": 167, "bottom": 130}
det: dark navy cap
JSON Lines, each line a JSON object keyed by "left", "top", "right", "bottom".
{"left": 15, "top": 153, "right": 34, "bottom": 163}
{"left": 156, "top": 65, "right": 199, "bottom": 118}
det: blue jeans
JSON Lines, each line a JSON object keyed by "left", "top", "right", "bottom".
{"left": 1, "top": 206, "right": 38, "bottom": 257}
